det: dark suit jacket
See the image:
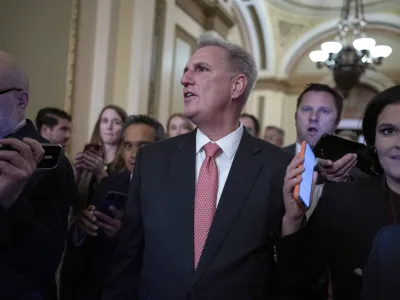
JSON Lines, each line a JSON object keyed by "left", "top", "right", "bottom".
{"left": 101, "top": 129, "right": 291, "bottom": 300}
{"left": 361, "top": 225, "right": 400, "bottom": 300}
{"left": 0, "top": 120, "right": 75, "bottom": 300}
{"left": 60, "top": 170, "right": 131, "bottom": 300}
{"left": 276, "top": 175, "right": 388, "bottom": 300}
{"left": 283, "top": 143, "right": 296, "bottom": 157}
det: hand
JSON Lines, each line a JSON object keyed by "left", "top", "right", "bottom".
{"left": 0, "top": 138, "right": 44, "bottom": 206}
{"left": 81, "top": 152, "right": 107, "bottom": 182}
{"left": 78, "top": 205, "right": 124, "bottom": 237}
{"left": 78, "top": 205, "right": 98, "bottom": 236}
{"left": 318, "top": 153, "right": 357, "bottom": 182}
{"left": 72, "top": 152, "right": 85, "bottom": 174}
{"left": 93, "top": 206, "right": 124, "bottom": 237}
{"left": 282, "top": 155, "right": 318, "bottom": 236}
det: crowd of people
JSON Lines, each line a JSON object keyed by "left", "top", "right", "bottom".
{"left": 0, "top": 34, "right": 399, "bottom": 300}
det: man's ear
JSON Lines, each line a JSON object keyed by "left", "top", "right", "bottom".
{"left": 231, "top": 74, "right": 247, "bottom": 100}
{"left": 40, "top": 124, "right": 50, "bottom": 136}
{"left": 17, "top": 91, "right": 29, "bottom": 110}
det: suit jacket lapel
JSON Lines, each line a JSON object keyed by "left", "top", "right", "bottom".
{"left": 190, "top": 130, "right": 263, "bottom": 285}
{"left": 167, "top": 130, "right": 197, "bottom": 277}
{"left": 9, "top": 120, "right": 38, "bottom": 140}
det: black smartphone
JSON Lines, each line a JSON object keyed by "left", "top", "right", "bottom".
{"left": 313, "top": 134, "right": 376, "bottom": 175}
{"left": 0, "top": 143, "right": 62, "bottom": 170}
{"left": 83, "top": 143, "right": 101, "bottom": 153}
{"left": 97, "top": 191, "right": 127, "bottom": 217}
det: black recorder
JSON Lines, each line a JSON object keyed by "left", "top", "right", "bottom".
{"left": 0, "top": 143, "right": 63, "bottom": 170}
{"left": 313, "top": 134, "right": 378, "bottom": 175}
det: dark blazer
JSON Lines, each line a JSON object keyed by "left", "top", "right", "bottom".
{"left": 276, "top": 175, "right": 388, "bottom": 300}
{"left": 101, "top": 129, "right": 291, "bottom": 300}
{"left": 361, "top": 225, "right": 400, "bottom": 300}
{"left": 0, "top": 120, "right": 75, "bottom": 300}
{"left": 60, "top": 170, "right": 131, "bottom": 300}
{"left": 283, "top": 143, "right": 296, "bottom": 157}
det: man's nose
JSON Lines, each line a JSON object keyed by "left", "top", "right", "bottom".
{"left": 181, "top": 70, "right": 194, "bottom": 86}
{"left": 309, "top": 110, "right": 319, "bottom": 122}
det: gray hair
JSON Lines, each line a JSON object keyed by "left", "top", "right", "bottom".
{"left": 196, "top": 34, "right": 258, "bottom": 104}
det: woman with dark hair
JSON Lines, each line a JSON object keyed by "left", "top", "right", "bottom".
{"left": 277, "top": 85, "right": 400, "bottom": 299}
{"left": 72, "top": 105, "right": 128, "bottom": 211}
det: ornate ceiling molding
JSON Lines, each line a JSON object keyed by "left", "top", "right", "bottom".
{"left": 175, "top": 0, "right": 235, "bottom": 37}
{"left": 267, "top": 0, "right": 396, "bottom": 17}
{"left": 232, "top": 0, "right": 276, "bottom": 74}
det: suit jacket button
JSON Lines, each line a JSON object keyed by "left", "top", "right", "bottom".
{"left": 353, "top": 268, "right": 363, "bottom": 277}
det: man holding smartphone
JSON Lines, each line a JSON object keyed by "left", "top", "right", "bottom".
{"left": 0, "top": 50, "right": 76, "bottom": 300}
{"left": 284, "top": 83, "right": 358, "bottom": 182}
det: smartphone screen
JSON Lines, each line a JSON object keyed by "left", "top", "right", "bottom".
{"left": 294, "top": 141, "right": 315, "bottom": 209}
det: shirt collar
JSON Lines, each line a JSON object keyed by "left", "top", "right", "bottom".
{"left": 196, "top": 124, "right": 244, "bottom": 160}
{"left": 296, "top": 142, "right": 301, "bottom": 154}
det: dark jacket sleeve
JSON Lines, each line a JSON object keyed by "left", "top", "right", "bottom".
{"left": 0, "top": 155, "right": 74, "bottom": 297}
{"left": 361, "top": 225, "right": 400, "bottom": 300}
{"left": 360, "top": 227, "right": 381, "bottom": 300}
{"left": 101, "top": 151, "right": 144, "bottom": 300}
{"left": 274, "top": 184, "right": 333, "bottom": 299}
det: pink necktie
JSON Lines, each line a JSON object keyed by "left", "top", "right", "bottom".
{"left": 194, "top": 142, "right": 221, "bottom": 269}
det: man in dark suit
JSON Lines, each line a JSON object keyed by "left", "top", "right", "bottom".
{"left": 362, "top": 225, "right": 400, "bottom": 300}
{"left": 35, "top": 107, "right": 72, "bottom": 150}
{"left": 60, "top": 115, "right": 166, "bottom": 300}
{"left": 102, "top": 35, "right": 291, "bottom": 300}
{"left": 0, "top": 50, "right": 75, "bottom": 300}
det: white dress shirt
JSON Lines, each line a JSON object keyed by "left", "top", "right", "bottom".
{"left": 295, "top": 142, "right": 301, "bottom": 154}
{"left": 195, "top": 125, "right": 244, "bottom": 206}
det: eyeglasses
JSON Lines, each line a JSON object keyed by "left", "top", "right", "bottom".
{"left": 0, "top": 88, "right": 23, "bottom": 96}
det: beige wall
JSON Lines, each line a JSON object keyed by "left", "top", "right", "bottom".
{"left": 0, "top": 0, "right": 73, "bottom": 120}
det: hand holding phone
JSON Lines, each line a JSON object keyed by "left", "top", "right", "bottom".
{"left": 96, "top": 191, "right": 127, "bottom": 217}
{"left": 83, "top": 143, "right": 102, "bottom": 155}
{"left": 314, "top": 134, "right": 376, "bottom": 175}
{"left": 282, "top": 149, "right": 317, "bottom": 236}
{"left": 0, "top": 140, "right": 62, "bottom": 170}
{"left": 293, "top": 141, "right": 316, "bottom": 210}
{"left": 0, "top": 138, "right": 46, "bottom": 206}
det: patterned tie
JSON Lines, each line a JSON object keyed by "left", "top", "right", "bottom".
{"left": 194, "top": 142, "right": 221, "bottom": 269}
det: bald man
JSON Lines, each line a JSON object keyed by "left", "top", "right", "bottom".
{"left": 0, "top": 50, "right": 76, "bottom": 300}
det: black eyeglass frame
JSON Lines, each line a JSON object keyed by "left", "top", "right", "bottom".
{"left": 0, "top": 88, "right": 23, "bottom": 96}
